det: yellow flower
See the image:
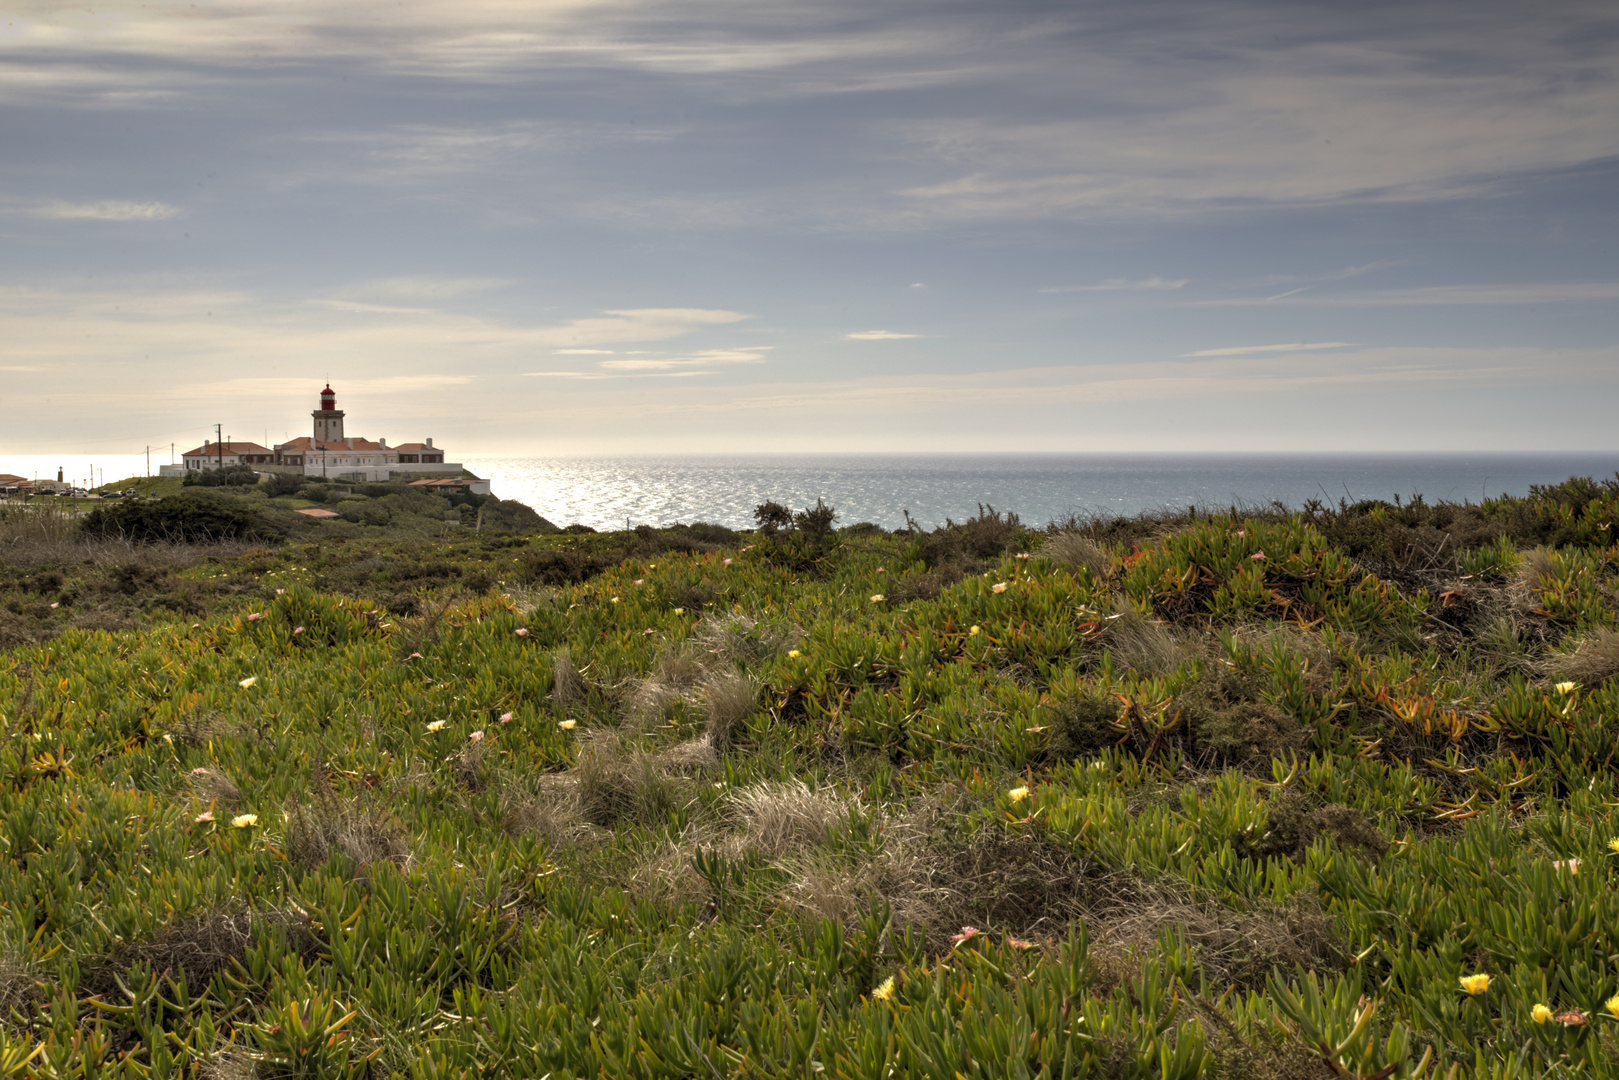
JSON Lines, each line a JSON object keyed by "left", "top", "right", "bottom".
{"left": 1555, "top": 681, "right": 1577, "bottom": 695}
{"left": 871, "top": 976, "right": 895, "bottom": 1002}
{"left": 1608, "top": 837, "right": 1619, "bottom": 854}
{"left": 1532, "top": 1003, "right": 1553, "bottom": 1024}
{"left": 673, "top": 607, "right": 685, "bottom": 615}
{"left": 870, "top": 594, "right": 885, "bottom": 602}
{"left": 426, "top": 720, "right": 447, "bottom": 732}
{"left": 1459, "top": 973, "right": 1490, "bottom": 995}
{"left": 231, "top": 814, "right": 258, "bottom": 828}
{"left": 1007, "top": 786, "right": 1030, "bottom": 803}
{"left": 788, "top": 649, "right": 801, "bottom": 658}
{"left": 969, "top": 625, "right": 980, "bottom": 636}
{"left": 991, "top": 582, "right": 1008, "bottom": 593}
{"left": 558, "top": 719, "right": 578, "bottom": 730}
{"left": 611, "top": 596, "right": 620, "bottom": 604}
{"left": 237, "top": 676, "right": 257, "bottom": 688}
{"left": 1607, "top": 994, "right": 1619, "bottom": 1019}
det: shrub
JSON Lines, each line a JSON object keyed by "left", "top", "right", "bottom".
{"left": 182, "top": 463, "right": 258, "bottom": 487}
{"left": 80, "top": 494, "right": 269, "bottom": 543}
{"left": 478, "top": 498, "right": 558, "bottom": 535}
{"left": 261, "top": 472, "right": 305, "bottom": 497}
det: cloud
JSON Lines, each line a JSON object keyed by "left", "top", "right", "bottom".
{"left": 1181, "top": 342, "right": 1355, "bottom": 358}
{"left": 1193, "top": 283, "right": 1619, "bottom": 307}
{"left": 846, "top": 330, "right": 919, "bottom": 340}
{"left": 345, "top": 276, "right": 512, "bottom": 299}
{"left": 598, "top": 347, "right": 770, "bottom": 371}
{"left": 29, "top": 200, "right": 180, "bottom": 221}
{"left": 1040, "top": 277, "right": 1189, "bottom": 294}
{"left": 556, "top": 348, "right": 616, "bottom": 355}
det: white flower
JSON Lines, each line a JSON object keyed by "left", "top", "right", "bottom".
{"left": 238, "top": 676, "right": 257, "bottom": 689}
{"left": 426, "top": 720, "right": 447, "bottom": 732}
{"left": 558, "top": 719, "right": 578, "bottom": 730}
{"left": 231, "top": 814, "right": 258, "bottom": 828}
{"left": 991, "top": 582, "right": 1008, "bottom": 593}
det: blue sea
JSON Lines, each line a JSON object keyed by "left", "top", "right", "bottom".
{"left": 459, "top": 453, "right": 1619, "bottom": 532}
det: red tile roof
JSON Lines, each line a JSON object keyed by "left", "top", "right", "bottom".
{"left": 180, "top": 442, "right": 273, "bottom": 457}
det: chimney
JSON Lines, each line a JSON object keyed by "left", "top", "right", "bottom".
{"left": 378, "top": 438, "right": 387, "bottom": 448}
{"left": 426, "top": 438, "right": 433, "bottom": 449}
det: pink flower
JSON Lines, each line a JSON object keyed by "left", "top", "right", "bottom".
{"left": 194, "top": 810, "right": 214, "bottom": 823}
{"left": 499, "top": 712, "right": 513, "bottom": 723}
{"left": 875, "top": 566, "right": 885, "bottom": 573}
{"left": 1008, "top": 937, "right": 1035, "bottom": 950}
{"left": 723, "top": 558, "right": 733, "bottom": 566}
{"left": 1250, "top": 551, "right": 1266, "bottom": 561}
{"left": 408, "top": 652, "right": 422, "bottom": 659}
{"left": 275, "top": 588, "right": 285, "bottom": 596}
{"left": 1015, "top": 553, "right": 1031, "bottom": 560}
{"left": 191, "top": 767, "right": 209, "bottom": 775}
{"left": 247, "top": 612, "right": 262, "bottom": 621}
{"left": 1235, "top": 530, "right": 1246, "bottom": 537}
{"left": 469, "top": 730, "right": 484, "bottom": 742}
{"left": 633, "top": 579, "right": 644, "bottom": 586}
{"left": 515, "top": 628, "right": 529, "bottom": 636}
{"left": 950, "top": 926, "right": 983, "bottom": 947}
{"left": 293, "top": 626, "right": 305, "bottom": 635}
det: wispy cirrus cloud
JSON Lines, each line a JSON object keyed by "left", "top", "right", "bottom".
{"left": 846, "top": 330, "right": 918, "bottom": 340}
{"left": 1040, "top": 277, "right": 1188, "bottom": 294}
{"left": 1193, "top": 283, "right": 1619, "bottom": 307}
{"left": 1181, "top": 342, "right": 1355, "bottom": 357}
{"left": 25, "top": 200, "right": 180, "bottom": 221}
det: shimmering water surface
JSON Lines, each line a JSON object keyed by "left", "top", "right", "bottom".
{"left": 460, "top": 453, "right": 1619, "bottom": 532}
{"left": 8, "top": 452, "right": 1615, "bottom": 533}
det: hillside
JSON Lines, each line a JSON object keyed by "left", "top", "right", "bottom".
{"left": 0, "top": 479, "right": 1618, "bottom": 1078}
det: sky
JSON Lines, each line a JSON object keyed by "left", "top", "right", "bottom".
{"left": 2, "top": 0, "right": 1618, "bottom": 457}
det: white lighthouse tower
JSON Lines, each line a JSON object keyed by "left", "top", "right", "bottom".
{"left": 312, "top": 384, "right": 346, "bottom": 443}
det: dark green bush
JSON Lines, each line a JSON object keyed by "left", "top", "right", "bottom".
{"left": 80, "top": 494, "right": 269, "bottom": 543}
{"left": 182, "top": 464, "right": 258, "bottom": 487}
{"left": 261, "top": 472, "right": 305, "bottom": 497}
{"left": 477, "top": 498, "right": 558, "bottom": 535}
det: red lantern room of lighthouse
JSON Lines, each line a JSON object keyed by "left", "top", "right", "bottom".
{"left": 312, "top": 384, "right": 346, "bottom": 443}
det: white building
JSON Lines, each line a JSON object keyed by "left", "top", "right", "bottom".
{"left": 163, "top": 385, "right": 487, "bottom": 491}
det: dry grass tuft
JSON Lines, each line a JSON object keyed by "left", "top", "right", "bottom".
{"left": 187, "top": 766, "right": 241, "bottom": 809}
{"left": 574, "top": 733, "right": 690, "bottom": 828}
{"left": 1516, "top": 547, "right": 1556, "bottom": 592}
{"left": 692, "top": 613, "right": 797, "bottom": 670}
{"left": 502, "top": 776, "right": 608, "bottom": 848}
{"left": 701, "top": 671, "right": 758, "bottom": 748}
{"left": 1042, "top": 532, "right": 1111, "bottom": 581}
{"left": 452, "top": 738, "right": 491, "bottom": 791}
{"left": 284, "top": 787, "right": 410, "bottom": 875}
{"left": 0, "top": 946, "right": 40, "bottom": 1020}
{"left": 658, "top": 737, "right": 719, "bottom": 776}
{"left": 1549, "top": 627, "right": 1619, "bottom": 687}
{"left": 551, "top": 648, "right": 588, "bottom": 706}
{"left": 1099, "top": 606, "right": 1187, "bottom": 675}
{"left": 624, "top": 646, "right": 706, "bottom": 727}
{"left": 84, "top": 906, "right": 322, "bottom": 1002}
{"left": 730, "top": 781, "right": 852, "bottom": 861}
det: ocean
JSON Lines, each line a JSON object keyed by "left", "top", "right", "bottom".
{"left": 458, "top": 453, "right": 1619, "bottom": 532}
{"left": 8, "top": 452, "right": 1616, "bottom": 533}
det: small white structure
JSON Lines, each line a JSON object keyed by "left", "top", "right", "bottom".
{"left": 163, "top": 385, "right": 485, "bottom": 489}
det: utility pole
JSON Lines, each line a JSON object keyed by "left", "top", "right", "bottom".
{"left": 216, "top": 424, "right": 223, "bottom": 470}
{"left": 145, "top": 446, "right": 150, "bottom": 477}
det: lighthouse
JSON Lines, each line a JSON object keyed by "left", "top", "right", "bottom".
{"left": 312, "top": 384, "right": 346, "bottom": 443}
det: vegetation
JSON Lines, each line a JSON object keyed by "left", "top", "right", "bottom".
{"left": 0, "top": 477, "right": 1618, "bottom": 1077}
